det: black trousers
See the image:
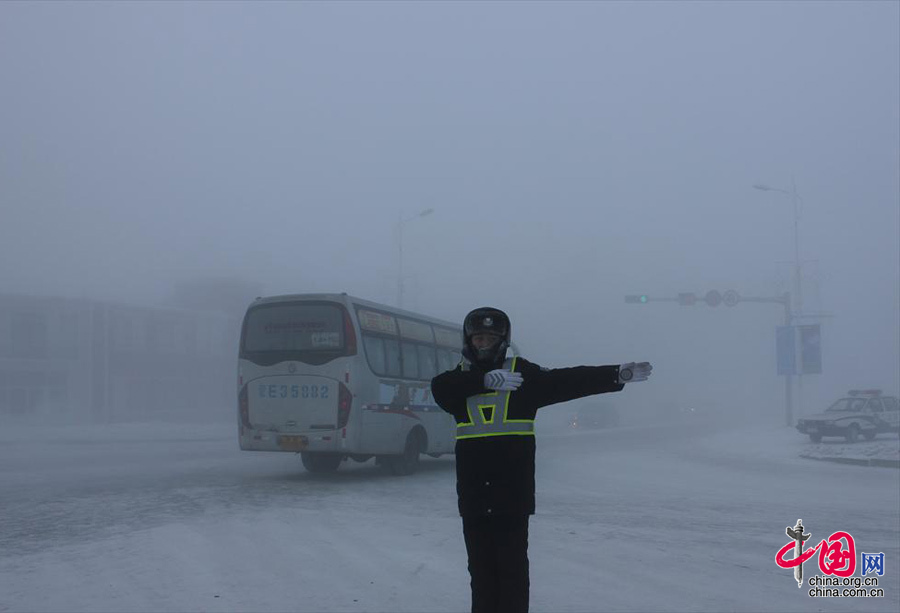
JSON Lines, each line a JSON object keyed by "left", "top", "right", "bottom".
{"left": 462, "top": 514, "right": 530, "bottom": 613}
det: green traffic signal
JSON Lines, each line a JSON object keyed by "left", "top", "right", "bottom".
{"left": 625, "top": 295, "right": 649, "bottom": 304}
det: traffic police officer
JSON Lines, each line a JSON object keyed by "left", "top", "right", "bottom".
{"left": 431, "top": 307, "right": 652, "bottom": 613}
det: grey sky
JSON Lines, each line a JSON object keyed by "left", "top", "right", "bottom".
{"left": 1, "top": 0, "right": 898, "bottom": 419}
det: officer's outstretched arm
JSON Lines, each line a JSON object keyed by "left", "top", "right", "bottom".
{"left": 526, "top": 361, "right": 624, "bottom": 408}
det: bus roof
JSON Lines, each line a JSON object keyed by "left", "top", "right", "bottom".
{"left": 247, "top": 293, "right": 462, "bottom": 331}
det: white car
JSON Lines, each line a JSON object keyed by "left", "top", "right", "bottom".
{"left": 796, "top": 390, "right": 900, "bottom": 443}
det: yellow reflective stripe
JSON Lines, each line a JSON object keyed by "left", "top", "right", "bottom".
{"left": 478, "top": 404, "right": 496, "bottom": 424}
{"left": 457, "top": 431, "right": 536, "bottom": 440}
{"left": 460, "top": 390, "right": 497, "bottom": 426}
{"left": 458, "top": 357, "right": 533, "bottom": 437}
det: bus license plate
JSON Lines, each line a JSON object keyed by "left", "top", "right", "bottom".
{"left": 278, "top": 435, "right": 308, "bottom": 451}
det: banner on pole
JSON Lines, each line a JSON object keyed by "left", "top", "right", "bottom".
{"left": 776, "top": 326, "right": 796, "bottom": 376}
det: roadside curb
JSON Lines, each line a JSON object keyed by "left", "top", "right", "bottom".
{"left": 800, "top": 454, "right": 900, "bottom": 469}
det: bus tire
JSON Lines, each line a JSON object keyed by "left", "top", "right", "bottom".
{"left": 389, "top": 429, "right": 424, "bottom": 476}
{"left": 301, "top": 452, "right": 342, "bottom": 473}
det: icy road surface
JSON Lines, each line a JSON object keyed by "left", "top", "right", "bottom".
{"left": 1, "top": 420, "right": 897, "bottom": 612}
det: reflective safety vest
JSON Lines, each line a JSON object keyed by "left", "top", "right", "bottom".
{"left": 456, "top": 357, "right": 535, "bottom": 440}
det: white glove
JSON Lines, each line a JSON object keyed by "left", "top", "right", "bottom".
{"left": 618, "top": 362, "right": 652, "bottom": 384}
{"left": 484, "top": 369, "right": 523, "bottom": 391}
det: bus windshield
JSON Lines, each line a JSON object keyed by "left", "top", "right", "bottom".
{"left": 241, "top": 302, "right": 348, "bottom": 365}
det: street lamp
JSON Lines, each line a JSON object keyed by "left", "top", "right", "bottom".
{"left": 754, "top": 179, "right": 803, "bottom": 426}
{"left": 397, "top": 208, "right": 434, "bottom": 308}
{"left": 753, "top": 181, "right": 802, "bottom": 316}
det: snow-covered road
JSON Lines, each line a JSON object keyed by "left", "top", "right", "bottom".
{"left": 1, "top": 420, "right": 897, "bottom": 612}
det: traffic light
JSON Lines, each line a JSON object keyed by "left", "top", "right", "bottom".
{"left": 704, "top": 290, "right": 722, "bottom": 307}
{"left": 625, "top": 295, "right": 649, "bottom": 304}
{"left": 678, "top": 293, "right": 697, "bottom": 306}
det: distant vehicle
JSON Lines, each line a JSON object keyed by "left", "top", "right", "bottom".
{"left": 795, "top": 390, "right": 900, "bottom": 443}
{"left": 570, "top": 403, "right": 620, "bottom": 429}
{"left": 238, "top": 293, "right": 459, "bottom": 474}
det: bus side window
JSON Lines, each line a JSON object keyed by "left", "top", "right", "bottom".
{"left": 417, "top": 344, "right": 437, "bottom": 379}
{"left": 437, "top": 348, "right": 454, "bottom": 373}
{"left": 362, "top": 334, "right": 386, "bottom": 375}
{"left": 401, "top": 342, "right": 419, "bottom": 380}
{"left": 384, "top": 338, "right": 402, "bottom": 377}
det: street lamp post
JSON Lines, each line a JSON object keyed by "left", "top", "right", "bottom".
{"left": 754, "top": 180, "right": 803, "bottom": 426}
{"left": 396, "top": 208, "right": 434, "bottom": 308}
{"left": 753, "top": 180, "right": 802, "bottom": 315}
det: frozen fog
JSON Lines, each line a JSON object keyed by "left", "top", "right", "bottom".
{"left": 0, "top": 1, "right": 898, "bottom": 612}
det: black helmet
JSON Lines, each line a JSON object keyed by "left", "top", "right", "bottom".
{"left": 462, "top": 307, "right": 511, "bottom": 366}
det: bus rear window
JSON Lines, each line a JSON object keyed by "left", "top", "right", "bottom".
{"left": 243, "top": 303, "right": 345, "bottom": 354}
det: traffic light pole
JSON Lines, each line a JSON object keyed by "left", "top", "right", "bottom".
{"left": 784, "top": 292, "right": 793, "bottom": 428}
{"left": 733, "top": 292, "right": 793, "bottom": 426}
{"left": 753, "top": 180, "right": 807, "bottom": 426}
{"left": 627, "top": 291, "right": 795, "bottom": 427}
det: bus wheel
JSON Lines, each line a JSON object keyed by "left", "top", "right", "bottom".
{"left": 301, "top": 452, "right": 342, "bottom": 473}
{"left": 389, "top": 429, "right": 424, "bottom": 476}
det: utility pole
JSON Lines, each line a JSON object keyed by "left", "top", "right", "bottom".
{"left": 746, "top": 293, "right": 793, "bottom": 426}
{"left": 754, "top": 180, "right": 809, "bottom": 419}
{"left": 783, "top": 292, "right": 793, "bottom": 427}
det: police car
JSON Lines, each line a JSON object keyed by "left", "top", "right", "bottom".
{"left": 795, "top": 390, "right": 900, "bottom": 443}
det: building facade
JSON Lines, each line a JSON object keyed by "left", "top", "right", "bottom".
{"left": 0, "top": 293, "right": 239, "bottom": 423}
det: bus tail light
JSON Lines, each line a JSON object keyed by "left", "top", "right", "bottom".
{"left": 239, "top": 384, "right": 251, "bottom": 429}
{"left": 337, "top": 382, "right": 352, "bottom": 429}
{"left": 343, "top": 308, "right": 357, "bottom": 355}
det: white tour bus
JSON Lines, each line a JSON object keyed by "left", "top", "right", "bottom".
{"left": 238, "top": 293, "right": 501, "bottom": 475}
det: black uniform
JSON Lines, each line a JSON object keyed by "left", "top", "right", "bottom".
{"left": 431, "top": 357, "right": 624, "bottom": 612}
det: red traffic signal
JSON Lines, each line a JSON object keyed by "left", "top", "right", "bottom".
{"left": 705, "top": 290, "right": 722, "bottom": 307}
